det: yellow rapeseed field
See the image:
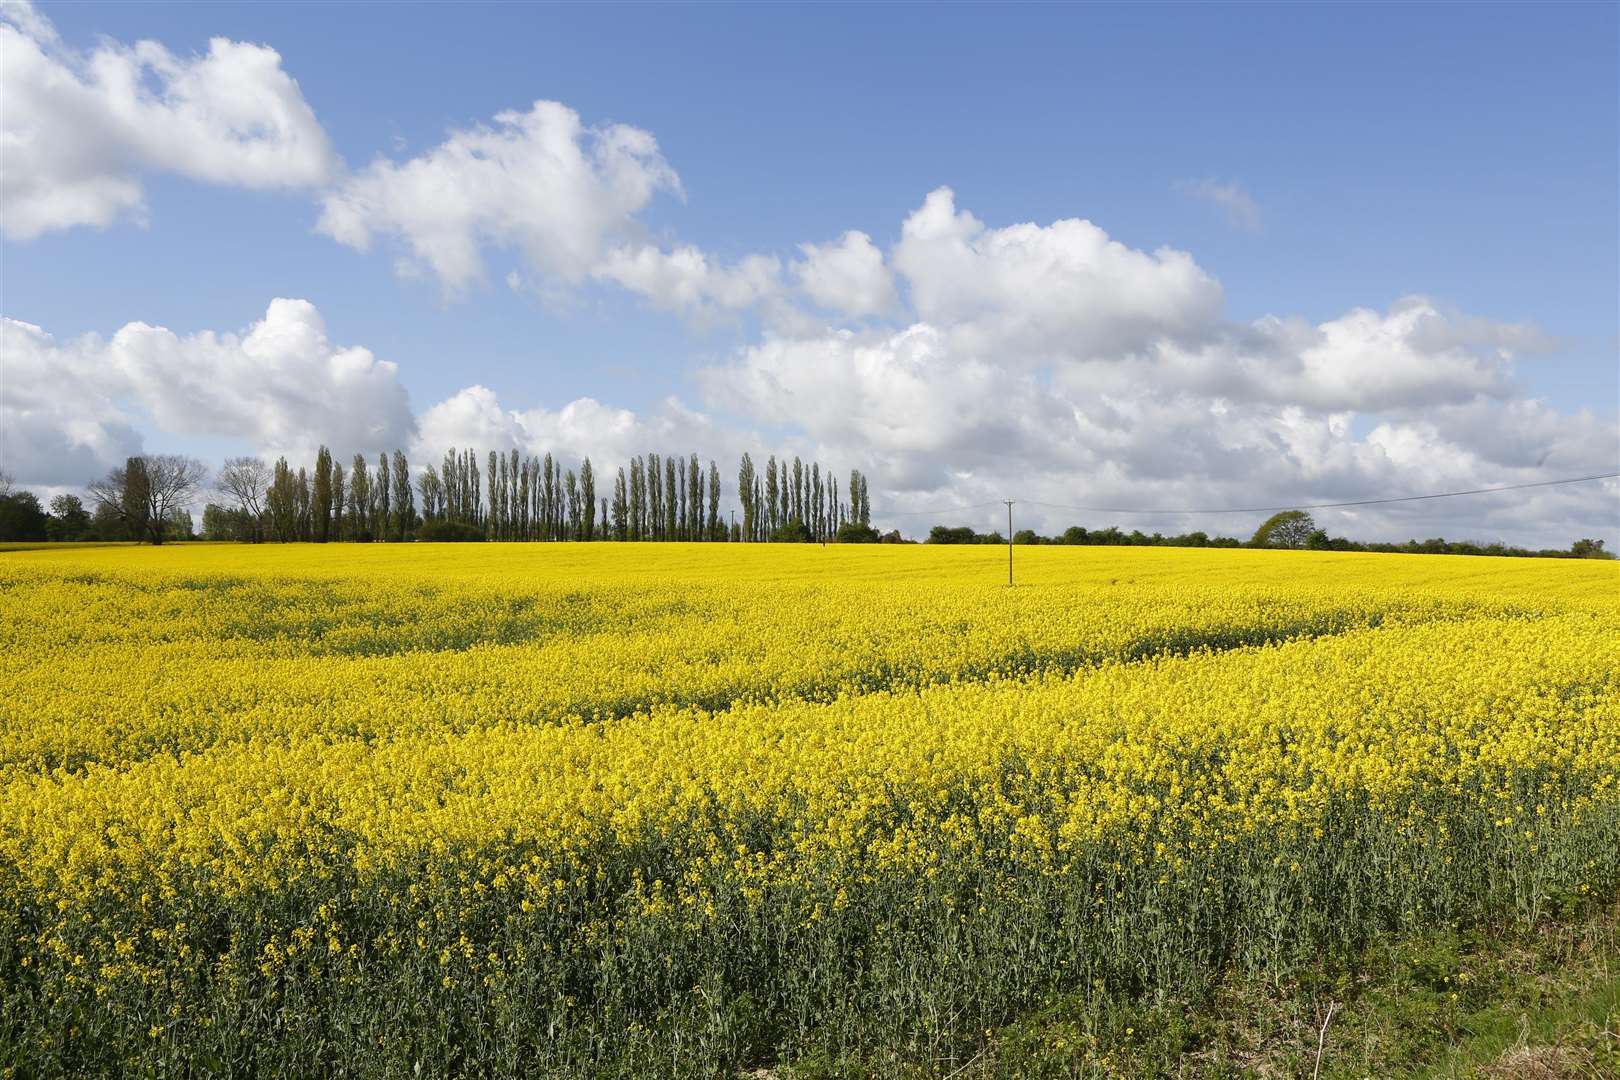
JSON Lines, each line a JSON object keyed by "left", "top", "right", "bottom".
{"left": 1, "top": 543, "right": 1616, "bottom": 1077}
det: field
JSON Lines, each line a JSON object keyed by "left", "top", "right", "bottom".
{"left": 1, "top": 543, "right": 1617, "bottom": 1077}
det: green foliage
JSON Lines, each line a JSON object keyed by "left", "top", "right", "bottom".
{"left": 46, "top": 494, "right": 91, "bottom": 541}
{"left": 1252, "top": 509, "right": 1317, "bottom": 549}
{"left": 1571, "top": 538, "right": 1612, "bottom": 559}
{"left": 836, "top": 522, "right": 881, "bottom": 543}
{"left": 927, "top": 525, "right": 983, "bottom": 544}
{"left": 416, "top": 520, "right": 485, "bottom": 542}
{"left": 771, "top": 518, "right": 814, "bottom": 543}
{"left": 0, "top": 490, "right": 48, "bottom": 541}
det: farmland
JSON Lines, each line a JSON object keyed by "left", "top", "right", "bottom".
{"left": 1, "top": 543, "right": 1617, "bottom": 1077}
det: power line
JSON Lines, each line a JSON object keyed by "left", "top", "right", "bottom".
{"left": 1009, "top": 472, "right": 1620, "bottom": 517}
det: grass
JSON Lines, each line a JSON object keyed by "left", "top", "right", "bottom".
{"left": 931, "top": 897, "right": 1620, "bottom": 1079}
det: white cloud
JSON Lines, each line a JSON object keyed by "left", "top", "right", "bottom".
{"left": 318, "top": 101, "right": 681, "bottom": 294}
{"left": 0, "top": 0, "right": 337, "bottom": 239}
{"left": 0, "top": 318, "right": 145, "bottom": 485}
{"left": 1175, "top": 177, "right": 1262, "bottom": 231}
{"left": 593, "top": 245, "right": 782, "bottom": 316}
{"left": 412, "top": 384, "right": 756, "bottom": 478}
{"left": 1143, "top": 296, "right": 1544, "bottom": 413}
{"left": 0, "top": 300, "right": 416, "bottom": 483}
{"left": 794, "top": 231, "right": 897, "bottom": 318}
{"left": 892, "top": 187, "right": 1225, "bottom": 362}
{"left": 700, "top": 189, "right": 1615, "bottom": 547}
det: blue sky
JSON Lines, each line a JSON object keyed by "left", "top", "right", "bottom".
{"left": 2, "top": 1, "right": 1616, "bottom": 543}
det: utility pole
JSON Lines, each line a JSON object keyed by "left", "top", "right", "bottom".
{"left": 1004, "top": 499, "right": 1015, "bottom": 585}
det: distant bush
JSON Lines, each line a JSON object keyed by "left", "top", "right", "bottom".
{"left": 416, "top": 521, "right": 486, "bottom": 542}
{"left": 770, "top": 520, "right": 814, "bottom": 543}
{"left": 835, "top": 522, "right": 881, "bottom": 543}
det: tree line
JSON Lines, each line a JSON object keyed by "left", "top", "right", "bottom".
{"left": 1, "top": 463, "right": 1608, "bottom": 558}
{"left": 0, "top": 450, "right": 879, "bottom": 545}
{"left": 927, "top": 509, "right": 1613, "bottom": 560}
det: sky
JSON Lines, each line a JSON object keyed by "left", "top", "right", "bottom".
{"left": 2, "top": 0, "right": 1617, "bottom": 546}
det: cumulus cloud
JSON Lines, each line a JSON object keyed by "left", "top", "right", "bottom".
{"left": 794, "top": 231, "right": 898, "bottom": 318}
{"left": 412, "top": 384, "right": 757, "bottom": 477}
{"left": 0, "top": 318, "right": 145, "bottom": 485}
{"left": 1141, "top": 296, "right": 1549, "bottom": 413}
{"left": 1175, "top": 177, "right": 1262, "bottom": 231}
{"left": 698, "top": 190, "right": 1615, "bottom": 546}
{"left": 0, "top": 0, "right": 337, "bottom": 239}
{"left": 0, "top": 300, "right": 416, "bottom": 483}
{"left": 892, "top": 187, "right": 1225, "bottom": 362}
{"left": 318, "top": 101, "right": 681, "bottom": 294}
{"left": 593, "top": 245, "right": 782, "bottom": 316}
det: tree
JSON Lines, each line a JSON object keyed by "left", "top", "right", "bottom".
{"left": 376, "top": 453, "right": 392, "bottom": 541}
{"left": 265, "top": 458, "right": 296, "bottom": 541}
{"left": 0, "top": 489, "right": 48, "bottom": 540}
{"left": 392, "top": 450, "right": 413, "bottom": 541}
{"left": 664, "top": 456, "right": 679, "bottom": 540}
{"left": 348, "top": 455, "right": 372, "bottom": 541}
{"left": 166, "top": 507, "right": 196, "bottom": 540}
{"left": 332, "top": 462, "right": 346, "bottom": 540}
{"left": 418, "top": 465, "right": 443, "bottom": 524}
{"left": 47, "top": 494, "right": 90, "bottom": 541}
{"left": 707, "top": 460, "right": 721, "bottom": 540}
{"left": 927, "top": 525, "right": 979, "bottom": 545}
{"left": 312, "top": 447, "right": 333, "bottom": 542}
{"left": 1250, "top": 510, "right": 1316, "bottom": 549}
{"left": 217, "top": 457, "right": 270, "bottom": 542}
{"left": 295, "top": 467, "right": 312, "bottom": 541}
{"left": 87, "top": 455, "right": 207, "bottom": 544}
{"left": 612, "top": 467, "right": 629, "bottom": 540}
{"left": 836, "top": 520, "right": 880, "bottom": 544}
{"left": 765, "top": 456, "right": 779, "bottom": 535}
{"left": 202, "top": 503, "right": 248, "bottom": 540}
{"left": 738, "top": 453, "right": 756, "bottom": 542}
{"left": 771, "top": 518, "right": 812, "bottom": 543}
{"left": 1570, "top": 538, "right": 1612, "bottom": 559}
{"left": 580, "top": 458, "right": 596, "bottom": 541}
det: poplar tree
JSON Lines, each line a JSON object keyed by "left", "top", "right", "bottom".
{"left": 564, "top": 469, "right": 580, "bottom": 539}
{"left": 349, "top": 454, "right": 371, "bottom": 539}
{"left": 664, "top": 456, "right": 678, "bottom": 540}
{"left": 312, "top": 446, "right": 333, "bottom": 542}
{"left": 332, "top": 461, "right": 346, "bottom": 540}
{"left": 647, "top": 453, "right": 662, "bottom": 540}
{"left": 418, "top": 466, "right": 442, "bottom": 524}
{"left": 392, "top": 450, "right": 412, "bottom": 541}
{"left": 509, "top": 450, "right": 522, "bottom": 539}
{"left": 612, "top": 467, "right": 629, "bottom": 540}
{"left": 737, "top": 453, "right": 756, "bottom": 542}
{"left": 580, "top": 458, "right": 596, "bottom": 541}
{"left": 267, "top": 457, "right": 296, "bottom": 542}
{"left": 295, "top": 468, "right": 312, "bottom": 541}
{"left": 625, "top": 459, "right": 638, "bottom": 537}
{"left": 765, "top": 456, "right": 779, "bottom": 534}
{"left": 792, "top": 457, "right": 805, "bottom": 525}
{"left": 376, "top": 453, "right": 392, "bottom": 541}
{"left": 707, "top": 460, "right": 721, "bottom": 540}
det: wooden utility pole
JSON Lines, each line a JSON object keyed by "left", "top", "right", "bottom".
{"left": 1004, "top": 500, "right": 1015, "bottom": 585}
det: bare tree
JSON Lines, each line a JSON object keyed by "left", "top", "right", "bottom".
{"left": 217, "top": 457, "right": 270, "bottom": 542}
{"left": 88, "top": 455, "right": 208, "bottom": 545}
{"left": 0, "top": 468, "right": 14, "bottom": 497}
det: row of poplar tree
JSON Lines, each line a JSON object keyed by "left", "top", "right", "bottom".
{"left": 205, "top": 447, "right": 875, "bottom": 543}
